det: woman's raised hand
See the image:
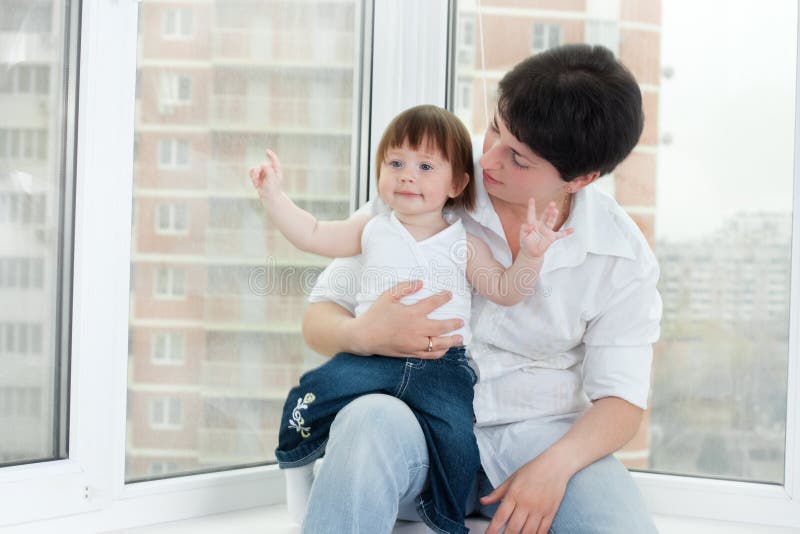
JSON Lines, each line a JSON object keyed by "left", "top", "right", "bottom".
{"left": 518, "top": 198, "right": 573, "bottom": 260}
{"left": 248, "top": 149, "right": 283, "bottom": 201}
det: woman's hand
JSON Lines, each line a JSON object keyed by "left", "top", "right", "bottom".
{"left": 347, "top": 280, "right": 465, "bottom": 359}
{"left": 249, "top": 149, "right": 283, "bottom": 201}
{"left": 519, "top": 198, "right": 573, "bottom": 260}
{"left": 481, "top": 449, "right": 573, "bottom": 534}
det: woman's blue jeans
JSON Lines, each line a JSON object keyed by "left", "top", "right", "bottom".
{"left": 302, "top": 394, "right": 658, "bottom": 534}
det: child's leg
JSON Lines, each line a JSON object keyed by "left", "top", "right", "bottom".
{"left": 400, "top": 350, "right": 479, "bottom": 534}
{"left": 284, "top": 462, "right": 315, "bottom": 522}
{"left": 274, "top": 353, "right": 406, "bottom": 523}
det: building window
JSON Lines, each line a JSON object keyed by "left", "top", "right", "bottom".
{"left": 160, "top": 73, "right": 192, "bottom": 106}
{"left": 126, "top": 0, "right": 362, "bottom": 485}
{"left": 457, "top": 16, "right": 475, "bottom": 67}
{"left": 0, "top": 194, "right": 46, "bottom": 225}
{"left": 158, "top": 138, "right": 190, "bottom": 168}
{"left": 154, "top": 266, "right": 186, "bottom": 298}
{"left": 532, "top": 23, "right": 562, "bottom": 53}
{"left": 149, "top": 461, "right": 178, "bottom": 475}
{"left": 150, "top": 398, "right": 182, "bottom": 429}
{"left": 0, "top": 258, "right": 45, "bottom": 289}
{"left": 0, "top": 65, "right": 49, "bottom": 95}
{"left": 155, "top": 202, "right": 189, "bottom": 234}
{"left": 151, "top": 332, "right": 184, "bottom": 365}
{"left": 163, "top": 7, "right": 193, "bottom": 39}
{"left": 0, "top": 323, "right": 43, "bottom": 355}
{"left": 0, "top": 129, "right": 48, "bottom": 161}
{"left": 586, "top": 20, "right": 620, "bottom": 56}
{"left": 0, "top": 387, "right": 41, "bottom": 418}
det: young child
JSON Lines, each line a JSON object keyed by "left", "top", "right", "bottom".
{"left": 249, "top": 105, "right": 571, "bottom": 534}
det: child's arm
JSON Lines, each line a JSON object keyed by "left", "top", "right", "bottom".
{"left": 249, "top": 149, "right": 372, "bottom": 257}
{"left": 466, "top": 199, "right": 572, "bottom": 306}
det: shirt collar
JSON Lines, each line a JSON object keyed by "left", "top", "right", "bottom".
{"left": 540, "top": 184, "right": 637, "bottom": 274}
{"left": 464, "top": 139, "right": 635, "bottom": 273}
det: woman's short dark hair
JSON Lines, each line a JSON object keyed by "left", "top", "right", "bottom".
{"left": 375, "top": 105, "right": 475, "bottom": 212}
{"left": 497, "top": 44, "right": 644, "bottom": 181}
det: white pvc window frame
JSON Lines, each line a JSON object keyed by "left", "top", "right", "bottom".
{"left": 1, "top": 1, "right": 799, "bottom": 532}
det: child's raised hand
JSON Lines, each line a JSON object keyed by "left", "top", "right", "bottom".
{"left": 249, "top": 149, "right": 283, "bottom": 201}
{"left": 519, "top": 198, "right": 574, "bottom": 259}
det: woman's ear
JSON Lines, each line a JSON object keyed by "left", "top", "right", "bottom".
{"left": 449, "top": 172, "right": 470, "bottom": 198}
{"left": 567, "top": 171, "right": 601, "bottom": 193}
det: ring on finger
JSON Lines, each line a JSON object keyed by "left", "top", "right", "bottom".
{"left": 427, "top": 336, "right": 433, "bottom": 352}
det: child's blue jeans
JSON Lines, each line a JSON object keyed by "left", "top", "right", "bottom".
{"left": 275, "top": 346, "right": 479, "bottom": 534}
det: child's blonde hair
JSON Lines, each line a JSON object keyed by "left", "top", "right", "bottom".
{"left": 375, "top": 105, "right": 475, "bottom": 212}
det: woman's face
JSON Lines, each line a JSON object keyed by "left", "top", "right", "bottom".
{"left": 478, "top": 115, "right": 566, "bottom": 209}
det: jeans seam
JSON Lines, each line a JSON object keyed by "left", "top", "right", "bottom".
{"left": 415, "top": 497, "right": 451, "bottom": 534}
{"left": 395, "top": 360, "right": 412, "bottom": 398}
{"left": 407, "top": 464, "right": 429, "bottom": 475}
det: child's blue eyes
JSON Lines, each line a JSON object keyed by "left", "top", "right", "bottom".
{"left": 387, "top": 160, "right": 434, "bottom": 171}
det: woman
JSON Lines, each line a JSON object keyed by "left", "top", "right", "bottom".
{"left": 300, "top": 44, "right": 661, "bottom": 534}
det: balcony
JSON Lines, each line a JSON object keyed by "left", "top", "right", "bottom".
{"left": 210, "top": 28, "right": 354, "bottom": 67}
{"left": 211, "top": 95, "right": 354, "bottom": 133}
{"left": 207, "top": 161, "right": 351, "bottom": 199}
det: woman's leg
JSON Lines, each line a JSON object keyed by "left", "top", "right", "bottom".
{"left": 550, "top": 453, "right": 657, "bottom": 533}
{"left": 480, "top": 416, "right": 657, "bottom": 534}
{"left": 302, "top": 394, "right": 430, "bottom": 534}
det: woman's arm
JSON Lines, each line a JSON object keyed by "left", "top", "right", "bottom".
{"left": 250, "top": 149, "right": 372, "bottom": 257}
{"left": 302, "top": 281, "right": 466, "bottom": 359}
{"left": 482, "top": 396, "right": 643, "bottom": 534}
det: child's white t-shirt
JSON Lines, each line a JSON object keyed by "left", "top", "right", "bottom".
{"left": 354, "top": 211, "right": 472, "bottom": 345}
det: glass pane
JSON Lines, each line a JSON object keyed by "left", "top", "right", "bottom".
{"left": 0, "top": 0, "right": 74, "bottom": 466}
{"left": 452, "top": 0, "right": 795, "bottom": 483}
{"left": 127, "top": 0, "right": 361, "bottom": 481}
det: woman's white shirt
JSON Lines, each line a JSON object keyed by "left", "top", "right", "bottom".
{"left": 308, "top": 160, "right": 662, "bottom": 426}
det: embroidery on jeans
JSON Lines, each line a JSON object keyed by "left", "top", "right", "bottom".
{"left": 288, "top": 392, "right": 316, "bottom": 438}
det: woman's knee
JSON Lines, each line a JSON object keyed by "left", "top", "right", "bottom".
{"left": 553, "top": 455, "right": 657, "bottom": 533}
{"left": 327, "top": 394, "right": 428, "bottom": 466}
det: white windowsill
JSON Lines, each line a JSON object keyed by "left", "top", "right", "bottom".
{"left": 106, "top": 504, "right": 800, "bottom": 534}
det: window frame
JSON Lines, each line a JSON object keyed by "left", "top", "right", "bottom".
{"left": 2, "top": 0, "right": 799, "bottom": 531}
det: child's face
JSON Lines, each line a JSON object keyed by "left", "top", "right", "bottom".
{"left": 378, "top": 140, "right": 463, "bottom": 217}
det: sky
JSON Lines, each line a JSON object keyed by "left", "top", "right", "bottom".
{"left": 656, "top": 0, "right": 798, "bottom": 240}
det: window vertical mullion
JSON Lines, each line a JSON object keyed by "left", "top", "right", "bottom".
{"left": 366, "top": 0, "right": 450, "bottom": 204}
{"left": 70, "top": 0, "right": 139, "bottom": 505}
